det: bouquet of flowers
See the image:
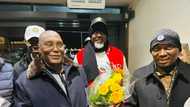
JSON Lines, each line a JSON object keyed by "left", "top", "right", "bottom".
{"left": 88, "top": 68, "right": 134, "bottom": 107}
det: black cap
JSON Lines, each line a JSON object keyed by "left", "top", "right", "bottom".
{"left": 89, "top": 17, "right": 108, "bottom": 36}
{"left": 150, "top": 29, "right": 181, "bottom": 51}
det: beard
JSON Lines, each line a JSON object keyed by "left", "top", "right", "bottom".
{"left": 93, "top": 41, "right": 108, "bottom": 53}
{"left": 94, "top": 42, "right": 104, "bottom": 49}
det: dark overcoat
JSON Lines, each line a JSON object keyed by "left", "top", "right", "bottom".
{"left": 14, "top": 65, "right": 88, "bottom": 107}
{"left": 125, "top": 60, "right": 190, "bottom": 107}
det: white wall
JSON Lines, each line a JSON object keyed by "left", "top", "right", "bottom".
{"left": 128, "top": 0, "right": 190, "bottom": 71}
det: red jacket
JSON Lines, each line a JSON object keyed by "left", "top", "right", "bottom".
{"left": 76, "top": 45, "right": 125, "bottom": 71}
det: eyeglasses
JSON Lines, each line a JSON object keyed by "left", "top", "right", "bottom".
{"left": 43, "top": 41, "right": 66, "bottom": 51}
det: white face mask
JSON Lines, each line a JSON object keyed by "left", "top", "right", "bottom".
{"left": 94, "top": 42, "right": 104, "bottom": 49}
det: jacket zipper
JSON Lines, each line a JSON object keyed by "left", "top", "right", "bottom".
{"left": 166, "top": 71, "right": 177, "bottom": 107}
{"left": 153, "top": 71, "right": 177, "bottom": 107}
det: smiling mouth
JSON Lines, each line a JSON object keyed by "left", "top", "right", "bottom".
{"left": 50, "top": 55, "right": 61, "bottom": 59}
{"left": 160, "top": 59, "right": 168, "bottom": 61}
{"left": 159, "top": 57, "right": 170, "bottom": 61}
{"left": 158, "top": 59, "right": 170, "bottom": 64}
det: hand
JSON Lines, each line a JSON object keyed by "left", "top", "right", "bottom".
{"left": 26, "top": 56, "right": 45, "bottom": 79}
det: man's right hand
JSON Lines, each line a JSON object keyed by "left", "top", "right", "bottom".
{"left": 26, "top": 57, "right": 44, "bottom": 79}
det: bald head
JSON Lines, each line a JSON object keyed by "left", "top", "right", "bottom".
{"left": 39, "top": 30, "right": 62, "bottom": 45}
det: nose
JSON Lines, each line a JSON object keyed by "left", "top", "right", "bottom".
{"left": 159, "top": 49, "right": 167, "bottom": 56}
{"left": 52, "top": 45, "right": 60, "bottom": 52}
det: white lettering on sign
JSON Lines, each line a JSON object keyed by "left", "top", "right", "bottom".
{"left": 67, "top": 0, "right": 105, "bottom": 9}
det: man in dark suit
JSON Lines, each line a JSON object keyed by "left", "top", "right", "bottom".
{"left": 14, "top": 30, "right": 88, "bottom": 107}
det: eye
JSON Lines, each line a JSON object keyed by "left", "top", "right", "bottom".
{"left": 152, "top": 46, "right": 161, "bottom": 52}
{"left": 44, "top": 41, "right": 53, "bottom": 47}
{"left": 57, "top": 42, "right": 65, "bottom": 49}
{"left": 165, "top": 45, "right": 175, "bottom": 50}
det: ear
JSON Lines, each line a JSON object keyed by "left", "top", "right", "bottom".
{"left": 38, "top": 47, "right": 44, "bottom": 58}
{"left": 38, "top": 47, "right": 42, "bottom": 53}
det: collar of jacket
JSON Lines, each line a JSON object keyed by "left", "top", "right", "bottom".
{"left": 145, "top": 59, "right": 190, "bottom": 82}
{"left": 41, "top": 64, "right": 73, "bottom": 79}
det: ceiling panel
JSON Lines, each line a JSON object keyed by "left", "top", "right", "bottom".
{"left": 0, "top": 0, "right": 133, "bottom": 7}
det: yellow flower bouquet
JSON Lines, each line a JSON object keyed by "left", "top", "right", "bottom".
{"left": 88, "top": 68, "right": 134, "bottom": 107}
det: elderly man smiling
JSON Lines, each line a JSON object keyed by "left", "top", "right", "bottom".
{"left": 14, "top": 30, "right": 88, "bottom": 107}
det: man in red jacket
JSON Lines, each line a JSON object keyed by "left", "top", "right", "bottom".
{"left": 74, "top": 17, "right": 129, "bottom": 85}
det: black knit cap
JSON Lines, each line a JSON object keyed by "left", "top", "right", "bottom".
{"left": 150, "top": 29, "right": 182, "bottom": 51}
{"left": 89, "top": 17, "right": 108, "bottom": 36}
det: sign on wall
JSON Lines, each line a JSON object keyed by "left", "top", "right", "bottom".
{"left": 67, "top": 0, "right": 105, "bottom": 9}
